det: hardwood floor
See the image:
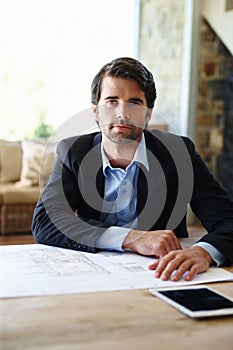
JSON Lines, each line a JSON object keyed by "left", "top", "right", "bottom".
{"left": 0, "top": 226, "right": 206, "bottom": 246}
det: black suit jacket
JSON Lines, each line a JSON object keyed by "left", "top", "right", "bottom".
{"left": 32, "top": 130, "right": 233, "bottom": 264}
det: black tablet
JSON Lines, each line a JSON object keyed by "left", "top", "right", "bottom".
{"left": 149, "top": 286, "right": 233, "bottom": 319}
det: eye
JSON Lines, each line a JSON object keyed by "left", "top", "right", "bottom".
{"left": 128, "top": 99, "right": 143, "bottom": 106}
{"left": 130, "top": 101, "right": 140, "bottom": 105}
{"left": 106, "top": 99, "right": 118, "bottom": 104}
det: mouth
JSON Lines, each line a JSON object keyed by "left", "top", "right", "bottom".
{"left": 113, "top": 124, "right": 132, "bottom": 129}
{"left": 110, "top": 122, "right": 134, "bottom": 131}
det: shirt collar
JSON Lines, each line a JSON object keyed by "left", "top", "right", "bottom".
{"left": 101, "top": 133, "right": 149, "bottom": 175}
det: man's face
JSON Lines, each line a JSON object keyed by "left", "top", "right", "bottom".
{"left": 93, "top": 75, "right": 152, "bottom": 144}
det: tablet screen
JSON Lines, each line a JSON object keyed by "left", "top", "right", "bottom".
{"left": 158, "top": 288, "right": 233, "bottom": 311}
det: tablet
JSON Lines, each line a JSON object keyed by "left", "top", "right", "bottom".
{"left": 149, "top": 286, "right": 233, "bottom": 319}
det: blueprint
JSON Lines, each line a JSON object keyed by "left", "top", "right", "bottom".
{"left": 0, "top": 240, "right": 233, "bottom": 298}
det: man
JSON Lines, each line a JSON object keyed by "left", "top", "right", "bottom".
{"left": 32, "top": 57, "right": 233, "bottom": 281}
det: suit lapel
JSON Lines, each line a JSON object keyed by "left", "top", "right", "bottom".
{"left": 137, "top": 131, "right": 173, "bottom": 230}
{"left": 93, "top": 133, "right": 105, "bottom": 198}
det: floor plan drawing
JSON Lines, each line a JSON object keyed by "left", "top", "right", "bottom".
{"left": 1, "top": 242, "right": 233, "bottom": 298}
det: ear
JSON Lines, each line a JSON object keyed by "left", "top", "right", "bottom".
{"left": 146, "top": 108, "right": 153, "bottom": 123}
{"left": 92, "top": 104, "right": 98, "bottom": 120}
{"left": 92, "top": 104, "right": 97, "bottom": 113}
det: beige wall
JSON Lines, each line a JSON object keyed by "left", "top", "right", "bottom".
{"left": 202, "top": 0, "right": 233, "bottom": 55}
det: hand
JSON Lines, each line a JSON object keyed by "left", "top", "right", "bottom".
{"left": 148, "top": 246, "right": 214, "bottom": 281}
{"left": 122, "top": 229, "right": 182, "bottom": 257}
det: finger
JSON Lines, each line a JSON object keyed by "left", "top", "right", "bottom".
{"left": 175, "top": 238, "right": 182, "bottom": 250}
{"left": 165, "top": 231, "right": 182, "bottom": 251}
{"left": 157, "top": 242, "right": 170, "bottom": 256}
{"left": 148, "top": 260, "right": 160, "bottom": 270}
{"left": 168, "top": 238, "right": 182, "bottom": 251}
{"left": 157, "top": 253, "right": 193, "bottom": 281}
{"left": 154, "top": 232, "right": 174, "bottom": 255}
{"left": 154, "top": 253, "right": 180, "bottom": 279}
{"left": 170, "top": 260, "right": 194, "bottom": 281}
{"left": 170, "top": 235, "right": 182, "bottom": 251}
{"left": 184, "top": 265, "right": 199, "bottom": 281}
{"left": 158, "top": 235, "right": 181, "bottom": 255}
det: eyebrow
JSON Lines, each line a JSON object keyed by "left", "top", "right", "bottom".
{"left": 104, "top": 96, "right": 118, "bottom": 100}
{"left": 104, "top": 96, "right": 144, "bottom": 104}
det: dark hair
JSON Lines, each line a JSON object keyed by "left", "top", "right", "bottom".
{"left": 91, "top": 57, "right": 157, "bottom": 108}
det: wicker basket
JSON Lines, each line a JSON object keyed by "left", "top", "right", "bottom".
{"left": 1, "top": 203, "right": 36, "bottom": 234}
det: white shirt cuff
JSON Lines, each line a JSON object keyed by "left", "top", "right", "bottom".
{"left": 194, "top": 242, "right": 227, "bottom": 267}
{"left": 95, "top": 226, "right": 131, "bottom": 251}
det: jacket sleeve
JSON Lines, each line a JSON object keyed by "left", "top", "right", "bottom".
{"left": 186, "top": 138, "right": 233, "bottom": 264}
{"left": 32, "top": 138, "right": 108, "bottom": 253}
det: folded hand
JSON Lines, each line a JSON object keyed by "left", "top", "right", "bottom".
{"left": 122, "top": 229, "right": 182, "bottom": 257}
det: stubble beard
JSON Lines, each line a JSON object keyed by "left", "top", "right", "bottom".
{"left": 103, "top": 123, "right": 145, "bottom": 144}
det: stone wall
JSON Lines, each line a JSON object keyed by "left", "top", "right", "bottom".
{"left": 139, "top": 2, "right": 232, "bottom": 182}
{"left": 138, "top": 2, "right": 233, "bottom": 220}
{"left": 195, "top": 18, "right": 233, "bottom": 176}
{"left": 138, "top": 0, "right": 185, "bottom": 131}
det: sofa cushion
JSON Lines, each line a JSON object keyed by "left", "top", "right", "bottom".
{"left": 17, "top": 140, "right": 56, "bottom": 188}
{"left": 0, "top": 183, "right": 40, "bottom": 204}
{"left": 0, "top": 141, "right": 22, "bottom": 183}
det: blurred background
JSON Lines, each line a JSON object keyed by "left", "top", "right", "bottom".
{"left": 0, "top": 0, "right": 232, "bottom": 200}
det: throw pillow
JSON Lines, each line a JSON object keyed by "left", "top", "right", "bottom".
{"left": 0, "top": 140, "right": 22, "bottom": 183}
{"left": 16, "top": 140, "right": 56, "bottom": 188}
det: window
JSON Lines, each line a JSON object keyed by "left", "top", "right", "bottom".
{"left": 0, "top": 0, "right": 139, "bottom": 140}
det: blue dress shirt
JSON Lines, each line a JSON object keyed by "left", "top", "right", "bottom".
{"left": 95, "top": 135, "right": 226, "bottom": 266}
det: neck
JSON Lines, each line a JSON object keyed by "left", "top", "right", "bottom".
{"left": 103, "top": 137, "right": 140, "bottom": 169}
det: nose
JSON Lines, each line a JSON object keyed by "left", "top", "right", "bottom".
{"left": 116, "top": 102, "right": 129, "bottom": 119}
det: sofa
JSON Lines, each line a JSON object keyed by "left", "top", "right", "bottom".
{"left": 0, "top": 140, "right": 55, "bottom": 234}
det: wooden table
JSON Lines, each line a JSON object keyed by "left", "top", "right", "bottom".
{"left": 1, "top": 270, "right": 233, "bottom": 350}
